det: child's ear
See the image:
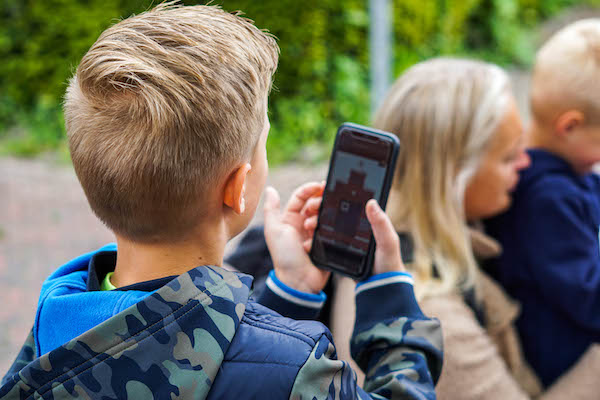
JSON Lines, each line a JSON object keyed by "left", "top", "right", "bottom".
{"left": 556, "top": 110, "right": 585, "bottom": 137}
{"left": 223, "top": 163, "right": 252, "bottom": 215}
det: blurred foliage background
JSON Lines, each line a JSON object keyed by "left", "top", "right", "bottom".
{"left": 0, "top": 0, "right": 599, "bottom": 163}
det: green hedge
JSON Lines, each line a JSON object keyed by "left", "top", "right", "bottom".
{"left": 0, "top": 0, "right": 597, "bottom": 161}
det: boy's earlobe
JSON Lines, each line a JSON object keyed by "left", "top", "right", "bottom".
{"left": 223, "top": 163, "right": 252, "bottom": 215}
{"left": 556, "top": 110, "right": 584, "bottom": 136}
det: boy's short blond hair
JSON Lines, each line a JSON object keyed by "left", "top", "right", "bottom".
{"left": 64, "top": 3, "right": 279, "bottom": 243}
{"left": 531, "top": 19, "right": 600, "bottom": 125}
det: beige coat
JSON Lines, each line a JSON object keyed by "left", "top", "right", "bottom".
{"left": 330, "top": 230, "right": 600, "bottom": 400}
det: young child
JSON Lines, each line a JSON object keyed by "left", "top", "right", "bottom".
{"left": 485, "top": 19, "right": 600, "bottom": 387}
{"left": 0, "top": 3, "right": 442, "bottom": 399}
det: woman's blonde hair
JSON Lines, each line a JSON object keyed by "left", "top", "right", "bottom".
{"left": 373, "top": 58, "right": 511, "bottom": 299}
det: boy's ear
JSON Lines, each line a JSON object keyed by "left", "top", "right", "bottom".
{"left": 223, "top": 163, "right": 252, "bottom": 215}
{"left": 556, "top": 110, "right": 585, "bottom": 137}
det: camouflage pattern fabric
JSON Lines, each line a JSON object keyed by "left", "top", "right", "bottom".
{"left": 0, "top": 252, "right": 442, "bottom": 399}
{"left": 289, "top": 302, "right": 442, "bottom": 400}
{"left": 2, "top": 329, "right": 35, "bottom": 387}
{"left": 1, "top": 265, "right": 251, "bottom": 399}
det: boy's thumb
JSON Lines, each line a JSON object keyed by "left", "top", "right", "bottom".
{"left": 366, "top": 199, "right": 404, "bottom": 274}
{"left": 263, "top": 186, "right": 281, "bottom": 225}
{"left": 366, "top": 199, "right": 399, "bottom": 254}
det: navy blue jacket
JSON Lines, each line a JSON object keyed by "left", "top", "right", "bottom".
{"left": 1, "top": 244, "right": 443, "bottom": 399}
{"left": 485, "top": 149, "right": 600, "bottom": 386}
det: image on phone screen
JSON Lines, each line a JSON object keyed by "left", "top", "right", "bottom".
{"left": 311, "top": 128, "right": 395, "bottom": 277}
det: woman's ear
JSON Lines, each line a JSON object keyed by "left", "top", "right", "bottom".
{"left": 223, "top": 163, "right": 252, "bottom": 215}
{"left": 555, "top": 110, "right": 585, "bottom": 137}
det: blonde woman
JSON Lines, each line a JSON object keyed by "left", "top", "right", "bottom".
{"left": 326, "top": 58, "right": 600, "bottom": 399}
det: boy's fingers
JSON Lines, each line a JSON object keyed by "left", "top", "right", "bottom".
{"left": 366, "top": 199, "right": 399, "bottom": 253}
{"left": 302, "top": 238, "right": 313, "bottom": 252}
{"left": 286, "top": 182, "right": 325, "bottom": 213}
{"left": 303, "top": 215, "right": 318, "bottom": 231}
{"left": 301, "top": 196, "right": 322, "bottom": 216}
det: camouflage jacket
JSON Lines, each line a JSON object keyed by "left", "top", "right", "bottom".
{"left": 1, "top": 248, "right": 442, "bottom": 399}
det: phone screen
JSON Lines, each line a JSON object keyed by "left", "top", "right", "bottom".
{"left": 311, "top": 127, "right": 395, "bottom": 277}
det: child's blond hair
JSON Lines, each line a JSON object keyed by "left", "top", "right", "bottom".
{"left": 64, "top": 3, "right": 279, "bottom": 243}
{"left": 531, "top": 19, "right": 600, "bottom": 126}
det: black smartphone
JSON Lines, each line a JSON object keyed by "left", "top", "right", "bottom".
{"left": 309, "top": 122, "right": 400, "bottom": 280}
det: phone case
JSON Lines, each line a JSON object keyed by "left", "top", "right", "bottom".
{"left": 309, "top": 122, "right": 400, "bottom": 280}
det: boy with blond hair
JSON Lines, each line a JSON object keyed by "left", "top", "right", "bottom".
{"left": 0, "top": 3, "right": 442, "bottom": 399}
{"left": 486, "top": 19, "right": 600, "bottom": 387}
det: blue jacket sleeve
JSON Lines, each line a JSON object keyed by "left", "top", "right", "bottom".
{"left": 520, "top": 189, "right": 600, "bottom": 334}
{"left": 256, "top": 270, "right": 326, "bottom": 320}
{"left": 288, "top": 272, "right": 443, "bottom": 399}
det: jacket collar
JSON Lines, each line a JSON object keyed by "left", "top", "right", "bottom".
{"left": 468, "top": 225, "right": 520, "bottom": 334}
{"left": 525, "top": 148, "right": 592, "bottom": 189}
{"left": 86, "top": 249, "right": 177, "bottom": 292}
{"left": 469, "top": 224, "right": 502, "bottom": 260}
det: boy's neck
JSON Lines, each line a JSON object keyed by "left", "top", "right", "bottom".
{"left": 111, "top": 222, "right": 228, "bottom": 288}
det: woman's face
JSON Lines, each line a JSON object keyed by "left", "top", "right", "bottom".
{"left": 464, "top": 97, "right": 531, "bottom": 221}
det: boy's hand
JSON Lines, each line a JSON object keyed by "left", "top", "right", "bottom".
{"left": 303, "top": 198, "right": 406, "bottom": 277}
{"left": 263, "top": 183, "right": 330, "bottom": 294}
{"left": 365, "top": 199, "right": 405, "bottom": 274}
